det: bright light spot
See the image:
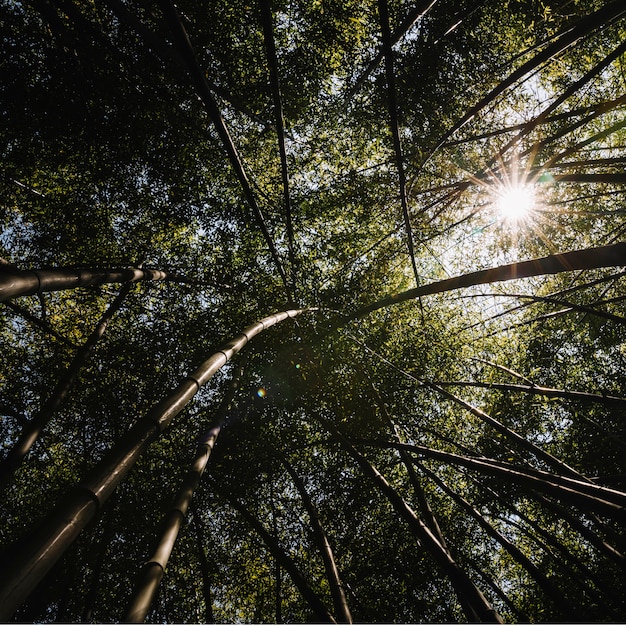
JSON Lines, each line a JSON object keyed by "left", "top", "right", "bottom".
{"left": 495, "top": 185, "right": 535, "bottom": 222}
{"left": 257, "top": 388, "right": 266, "bottom": 398}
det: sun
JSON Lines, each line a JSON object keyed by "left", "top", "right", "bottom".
{"left": 495, "top": 184, "right": 536, "bottom": 223}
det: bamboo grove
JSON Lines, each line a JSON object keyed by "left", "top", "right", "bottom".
{"left": 1, "top": 0, "right": 626, "bottom": 622}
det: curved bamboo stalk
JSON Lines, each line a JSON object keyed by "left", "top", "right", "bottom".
{"left": 0, "top": 266, "right": 185, "bottom": 302}
{"left": 123, "top": 370, "right": 242, "bottom": 623}
{"left": 344, "top": 242, "right": 626, "bottom": 322}
{"left": 0, "top": 308, "right": 312, "bottom": 621}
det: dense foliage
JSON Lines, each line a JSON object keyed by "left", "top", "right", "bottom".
{"left": 1, "top": 0, "right": 626, "bottom": 622}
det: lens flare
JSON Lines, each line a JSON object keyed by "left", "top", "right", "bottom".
{"left": 257, "top": 388, "right": 266, "bottom": 398}
{"left": 495, "top": 185, "right": 535, "bottom": 222}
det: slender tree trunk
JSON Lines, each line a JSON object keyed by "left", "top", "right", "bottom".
{"left": 189, "top": 500, "right": 215, "bottom": 624}
{"left": 0, "top": 309, "right": 312, "bottom": 621}
{"left": 433, "top": 380, "right": 626, "bottom": 408}
{"left": 155, "top": 0, "right": 291, "bottom": 297}
{"left": 1, "top": 283, "right": 133, "bottom": 489}
{"left": 260, "top": 0, "right": 296, "bottom": 299}
{"left": 124, "top": 369, "right": 242, "bottom": 622}
{"left": 463, "top": 555, "right": 531, "bottom": 623}
{"left": 281, "top": 457, "right": 352, "bottom": 623}
{"left": 3, "top": 300, "right": 76, "bottom": 347}
{"left": 368, "top": 440, "right": 626, "bottom": 523}
{"left": 377, "top": 0, "right": 421, "bottom": 293}
{"left": 427, "top": 0, "right": 626, "bottom": 157}
{"left": 213, "top": 485, "right": 336, "bottom": 624}
{"left": 0, "top": 266, "right": 185, "bottom": 302}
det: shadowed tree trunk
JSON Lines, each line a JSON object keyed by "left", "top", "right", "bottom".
{"left": 366, "top": 440, "right": 626, "bottom": 523}
{"left": 417, "top": 462, "right": 572, "bottom": 615}
{"left": 0, "top": 266, "right": 186, "bottom": 302}
{"left": 320, "top": 416, "right": 503, "bottom": 623}
{"left": 190, "top": 500, "right": 215, "bottom": 624}
{"left": 281, "top": 456, "right": 352, "bottom": 623}
{"left": 347, "top": 242, "right": 626, "bottom": 321}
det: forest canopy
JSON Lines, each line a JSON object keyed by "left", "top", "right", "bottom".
{"left": 1, "top": 0, "right": 626, "bottom": 622}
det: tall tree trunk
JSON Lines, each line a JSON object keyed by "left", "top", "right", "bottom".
{"left": 377, "top": 0, "right": 421, "bottom": 293}
{"left": 189, "top": 500, "right": 215, "bottom": 624}
{"left": 281, "top": 457, "right": 352, "bottom": 623}
{"left": 124, "top": 369, "right": 242, "bottom": 622}
{"left": 1, "top": 283, "right": 133, "bottom": 489}
{"left": 0, "top": 309, "right": 311, "bottom": 621}
{"left": 433, "top": 380, "right": 626, "bottom": 408}
{"left": 347, "top": 242, "right": 626, "bottom": 322}
{"left": 260, "top": 0, "right": 297, "bottom": 299}
{"left": 369, "top": 440, "right": 626, "bottom": 523}
{"left": 155, "top": 0, "right": 291, "bottom": 298}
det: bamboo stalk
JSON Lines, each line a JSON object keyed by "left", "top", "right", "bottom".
{"left": 124, "top": 371, "right": 241, "bottom": 622}
{"left": 0, "top": 266, "right": 185, "bottom": 302}
{"left": 0, "top": 309, "right": 312, "bottom": 621}
{"left": 321, "top": 417, "right": 503, "bottom": 623}
{"left": 213, "top": 484, "right": 337, "bottom": 624}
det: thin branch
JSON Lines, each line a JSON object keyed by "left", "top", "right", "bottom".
{"left": 260, "top": 0, "right": 297, "bottom": 301}
{"left": 377, "top": 0, "right": 422, "bottom": 296}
